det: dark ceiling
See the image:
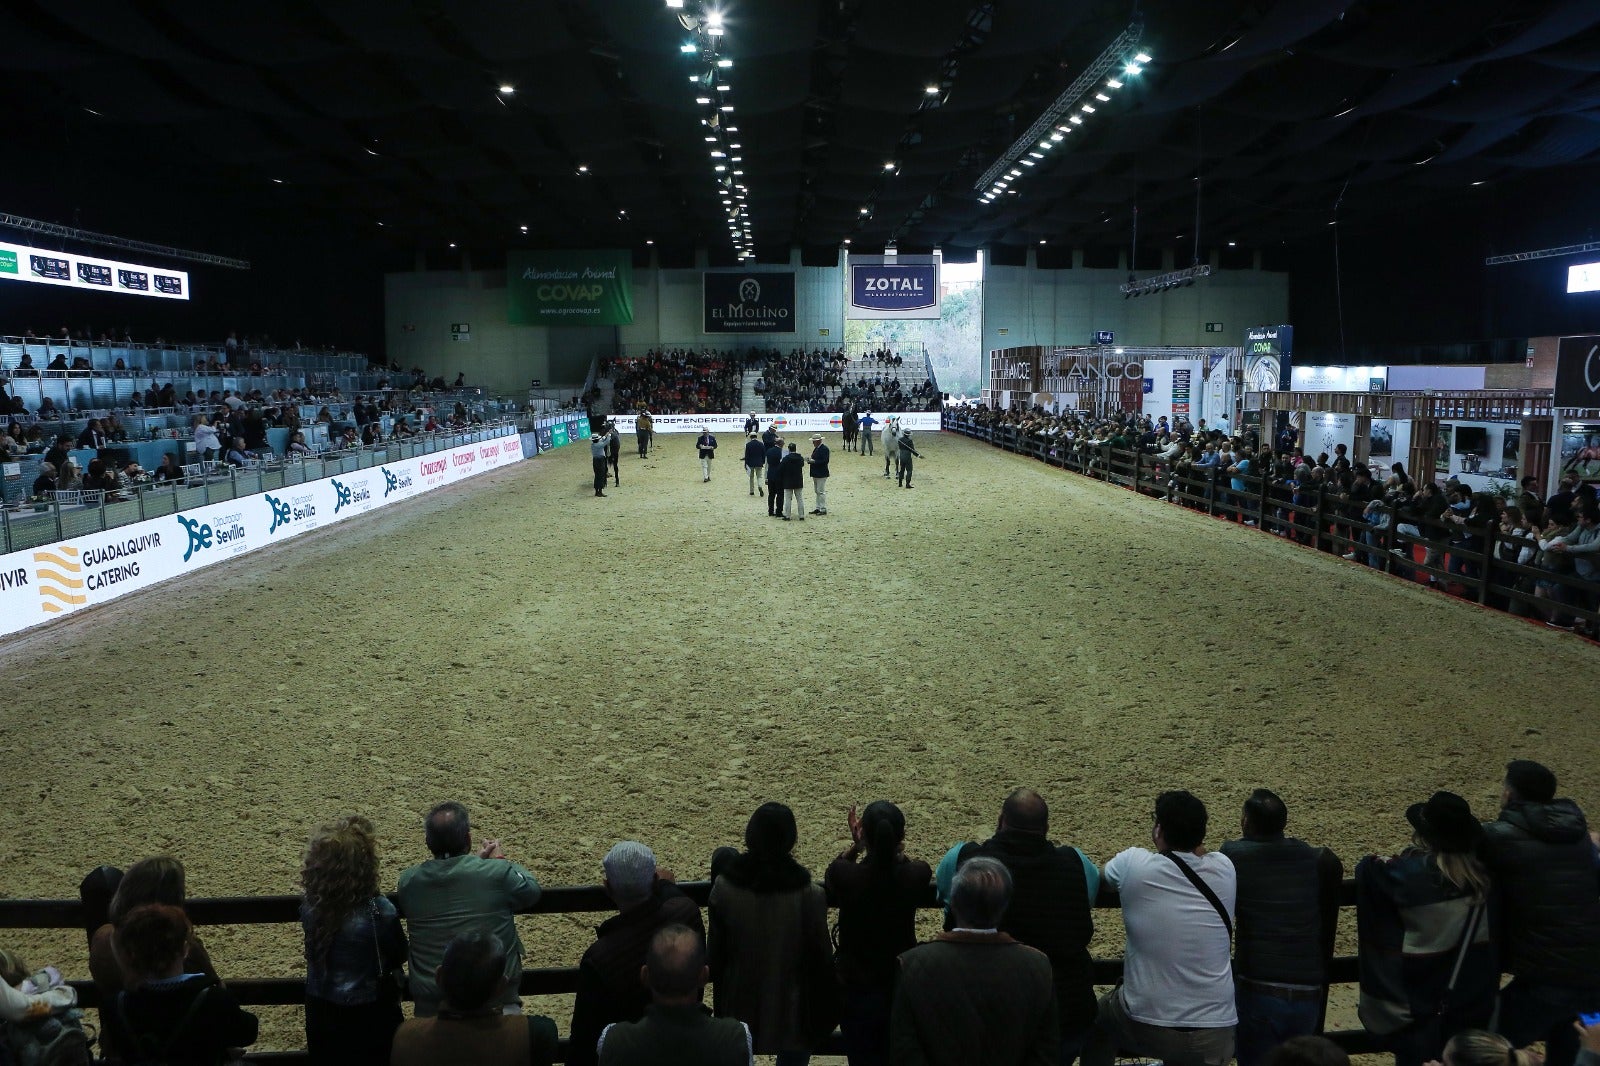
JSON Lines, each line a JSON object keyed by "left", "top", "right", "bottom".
{"left": 5, "top": 0, "right": 1600, "bottom": 264}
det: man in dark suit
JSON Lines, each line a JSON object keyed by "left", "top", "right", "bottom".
{"left": 77, "top": 418, "right": 107, "bottom": 452}
{"left": 765, "top": 436, "right": 785, "bottom": 517}
{"left": 892, "top": 857, "right": 1058, "bottom": 1066}
{"left": 743, "top": 433, "right": 767, "bottom": 497}
{"left": 780, "top": 441, "right": 806, "bottom": 521}
{"left": 696, "top": 427, "right": 718, "bottom": 483}
{"left": 807, "top": 434, "right": 831, "bottom": 515}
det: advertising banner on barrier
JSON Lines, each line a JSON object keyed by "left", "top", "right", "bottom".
{"left": 506, "top": 250, "right": 633, "bottom": 326}
{"left": 0, "top": 239, "right": 189, "bottom": 300}
{"left": 606, "top": 411, "right": 943, "bottom": 434}
{"left": 0, "top": 433, "right": 525, "bottom": 639}
{"left": 847, "top": 255, "right": 940, "bottom": 320}
{"left": 703, "top": 271, "right": 796, "bottom": 333}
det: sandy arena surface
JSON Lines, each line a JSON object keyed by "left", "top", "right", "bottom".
{"left": 2, "top": 429, "right": 1596, "bottom": 1055}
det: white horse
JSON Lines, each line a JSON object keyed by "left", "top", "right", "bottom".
{"left": 882, "top": 418, "right": 903, "bottom": 478}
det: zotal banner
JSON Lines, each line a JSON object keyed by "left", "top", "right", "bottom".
{"left": 0, "top": 239, "right": 189, "bottom": 300}
{"left": 507, "top": 250, "right": 633, "bottom": 326}
{"left": 704, "top": 271, "right": 795, "bottom": 333}
{"left": 847, "top": 255, "right": 940, "bottom": 320}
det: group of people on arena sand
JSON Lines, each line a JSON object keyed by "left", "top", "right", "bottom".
{"left": 586, "top": 410, "right": 925, "bottom": 506}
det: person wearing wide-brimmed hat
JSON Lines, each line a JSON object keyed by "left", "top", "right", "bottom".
{"left": 1354, "top": 792, "right": 1497, "bottom": 1066}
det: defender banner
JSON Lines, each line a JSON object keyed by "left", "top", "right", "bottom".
{"left": 703, "top": 271, "right": 796, "bottom": 333}
{"left": 847, "top": 255, "right": 940, "bottom": 320}
{"left": 601, "top": 411, "right": 942, "bottom": 434}
{"left": 0, "top": 431, "right": 525, "bottom": 638}
{"left": 507, "top": 250, "right": 633, "bottom": 326}
{"left": 0, "top": 239, "right": 189, "bottom": 300}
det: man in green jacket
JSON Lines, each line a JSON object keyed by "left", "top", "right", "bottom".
{"left": 397, "top": 801, "right": 543, "bottom": 1017}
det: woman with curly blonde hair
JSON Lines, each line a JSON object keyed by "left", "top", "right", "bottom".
{"left": 300, "top": 815, "right": 407, "bottom": 1065}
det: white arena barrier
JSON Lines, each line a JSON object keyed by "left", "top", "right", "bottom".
{"left": 0, "top": 431, "right": 525, "bottom": 638}
{"left": 615, "top": 411, "right": 943, "bottom": 434}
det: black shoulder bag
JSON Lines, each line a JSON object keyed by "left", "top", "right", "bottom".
{"left": 1163, "top": 852, "right": 1233, "bottom": 941}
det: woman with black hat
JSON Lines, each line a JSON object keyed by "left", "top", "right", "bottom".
{"left": 1355, "top": 792, "right": 1497, "bottom": 1066}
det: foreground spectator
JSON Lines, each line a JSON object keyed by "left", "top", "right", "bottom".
{"left": 568, "top": 842, "right": 705, "bottom": 1066}
{"left": 935, "top": 788, "right": 1097, "bottom": 1063}
{"left": 1221, "top": 790, "right": 1344, "bottom": 1066}
{"left": 390, "top": 932, "right": 558, "bottom": 1066}
{"left": 0, "top": 946, "right": 79, "bottom": 1020}
{"left": 1481, "top": 761, "right": 1600, "bottom": 1066}
{"left": 709, "top": 802, "right": 835, "bottom": 1065}
{"left": 598, "top": 924, "right": 752, "bottom": 1066}
{"left": 891, "top": 856, "right": 1058, "bottom": 1066}
{"left": 1429, "top": 1029, "right": 1543, "bottom": 1066}
{"left": 104, "top": 903, "right": 258, "bottom": 1065}
{"left": 89, "top": 856, "right": 220, "bottom": 1060}
{"left": 827, "top": 801, "right": 931, "bottom": 1066}
{"left": 1082, "top": 790, "right": 1236, "bottom": 1066}
{"left": 1355, "top": 792, "right": 1495, "bottom": 1066}
{"left": 397, "top": 802, "right": 541, "bottom": 1018}
{"left": 300, "top": 815, "right": 407, "bottom": 1066}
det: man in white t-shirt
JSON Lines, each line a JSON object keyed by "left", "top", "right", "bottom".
{"left": 1082, "top": 790, "right": 1237, "bottom": 1066}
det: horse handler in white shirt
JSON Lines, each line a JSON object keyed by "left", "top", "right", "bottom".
{"left": 1081, "top": 789, "right": 1237, "bottom": 1066}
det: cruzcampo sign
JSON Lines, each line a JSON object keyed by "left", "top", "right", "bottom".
{"left": 507, "top": 250, "right": 633, "bottom": 326}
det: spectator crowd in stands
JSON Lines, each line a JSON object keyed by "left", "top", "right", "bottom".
{"left": 601, "top": 346, "right": 940, "bottom": 416}
{"left": 603, "top": 348, "right": 754, "bottom": 414}
{"left": 16, "top": 761, "right": 1598, "bottom": 1066}
{"left": 959, "top": 403, "right": 1600, "bottom": 635}
{"left": 755, "top": 347, "right": 938, "bottom": 414}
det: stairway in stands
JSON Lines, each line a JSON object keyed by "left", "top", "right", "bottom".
{"left": 738, "top": 369, "right": 764, "bottom": 413}
{"left": 593, "top": 377, "right": 616, "bottom": 417}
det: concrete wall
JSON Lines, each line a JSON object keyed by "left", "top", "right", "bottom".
{"left": 386, "top": 248, "right": 1290, "bottom": 395}
{"left": 982, "top": 251, "right": 1289, "bottom": 354}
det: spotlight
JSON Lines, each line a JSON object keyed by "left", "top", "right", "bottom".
{"left": 1134, "top": 52, "right": 1152, "bottom": 63}
{"left": 498, "top": 84, "right": 515, "bottom": 95}
{"left": 680, "top": 42, "right": 696, "bottom": 53}
{"left": 717, "top": 58, "right": 733, "bottom": 68}
{"left": 925, "top": 84, "right": 940, "bottom": 94}
{"left": 577, "top": 164, "right": 589, "bottom": 173}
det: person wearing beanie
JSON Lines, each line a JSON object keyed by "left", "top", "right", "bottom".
{"left": 1481, "top": 761, "right": 1600, "bottom": 1066}
{"left": 567, "top": 842, "right": 704, "bottom": 1066}
{"left": 1355, "top": 792, "right": 1496, "bottom": 1066}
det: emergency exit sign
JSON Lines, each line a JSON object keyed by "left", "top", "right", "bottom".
{"left": 451, "top": 322, "right": 471, "bottom": 342}
{"left": 1204, "top": 322, "right": 1224, "bottom": 333}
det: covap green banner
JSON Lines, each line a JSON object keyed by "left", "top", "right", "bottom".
{"left": 507, "top": 250, "right": 633, "bottom": 326}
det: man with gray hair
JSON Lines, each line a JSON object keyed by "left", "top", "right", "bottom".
{"left": 891, "top": 857, "right": 1059, "bottom": 1065}
{"left": 396, "top": 801, "right": 543, "bottom": 1018}
{"left": 568, "top": 842, "right": 705, "bottom": 1066}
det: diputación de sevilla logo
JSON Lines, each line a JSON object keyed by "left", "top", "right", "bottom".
{"left": 34, "top": 546, "right": 85, "bottom": 614}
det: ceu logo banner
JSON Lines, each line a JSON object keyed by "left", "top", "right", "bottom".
{"left": 847, "top": 256, "right": 940, "bottom": 320}
{"left": 1554, "top": 336, "right": 1600, "bottom": 408}
{"left": 704, "top": 271, "right": 795, "bottom": 334}
{"left": 32, "top": 546, "right": 81, "bottom": 614}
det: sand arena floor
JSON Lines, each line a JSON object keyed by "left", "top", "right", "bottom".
{"left": 2, "top": 429, "right": 1596, "bottom": 1054}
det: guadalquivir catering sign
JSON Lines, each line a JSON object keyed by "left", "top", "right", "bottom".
{"left": 703, "top": 271, "right": 796, "bottom": 334}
